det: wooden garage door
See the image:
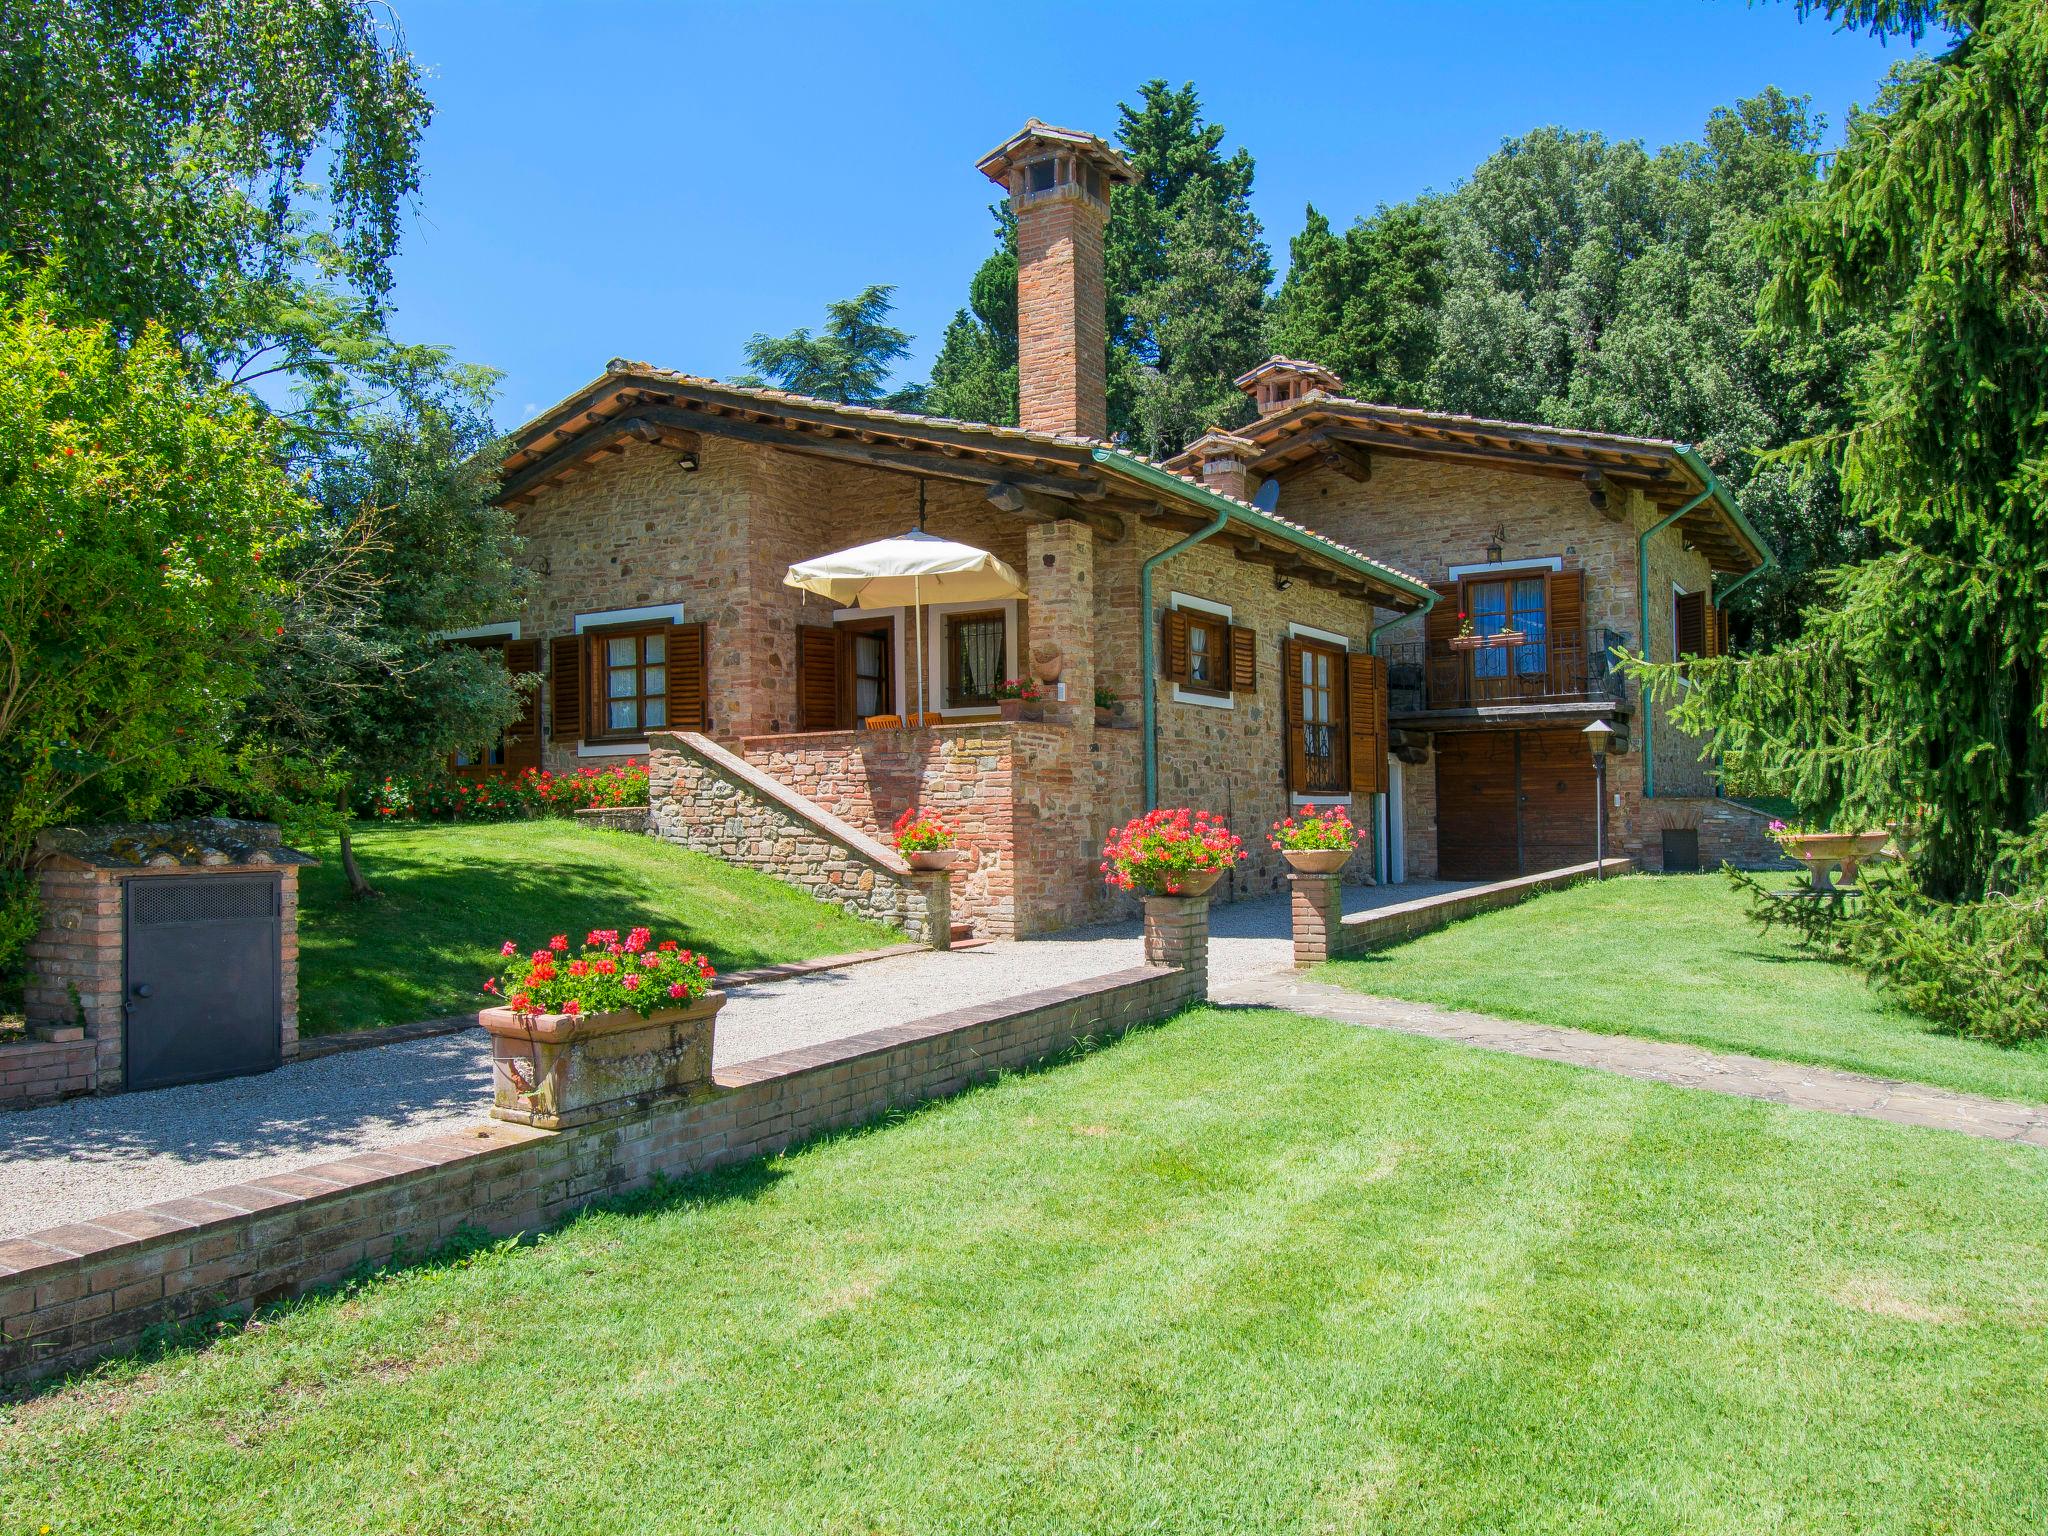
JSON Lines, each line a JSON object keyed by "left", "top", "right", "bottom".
{"left": 1436, "top": 732, "right": 1519, "bottom": 881}
{"left": 1436, "top": 729, "right": 1598, "bottom": 881}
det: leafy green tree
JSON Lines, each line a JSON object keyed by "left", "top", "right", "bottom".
{"left": 741, "top": 284, "right": 919, "bottom": 407}
{"left": 1650, "top": 0, "right": 2047, "bottom": 899}
{"left": 239, "top": 358, "right": 531, "bottom": 898}
{"left": 0, "top": 281, "right": 305, "bottom": 960}
{"left": 1106, "top": 82, "right": 1272, "bottom": 454}
{"left": 1264, "top": 203, "right": 1444, "bottom": 406}
{"left": 0, "top": 0, "right": 430, "bottom": 368}
{"left": 924, "top": 212, "right": 1018, "bottom": 425}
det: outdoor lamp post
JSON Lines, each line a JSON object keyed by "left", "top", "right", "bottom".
{"left": 1583, "top": 719, "right": 1615, "bottom": 878}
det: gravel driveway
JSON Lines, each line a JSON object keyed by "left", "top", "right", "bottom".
{"left": 0, "top": 880, "right": 1463, "bottom": 1240}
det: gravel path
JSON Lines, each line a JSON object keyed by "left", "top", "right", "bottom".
{"left": 0, "top": 880, "right": 1463, "bottom": 1239}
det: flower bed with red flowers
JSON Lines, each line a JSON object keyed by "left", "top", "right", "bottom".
{"left": 485, "top": 927, "right": 716, "bottom": 1018}
{"left": 891, "top": 807, "right": 956, "bottom": 853}
{"left": 1100, "top": 808, "right": 1245, "bottom": 895}
{"left": 366, "top": 762, "right": 650, "bottom": 823}
{"left": 1269, "top": 804, "right": 1359, "bottom": 852}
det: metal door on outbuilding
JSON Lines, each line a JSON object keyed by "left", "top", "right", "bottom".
{"left": 123, "top": 874, "right": 283, "bottom": 1090}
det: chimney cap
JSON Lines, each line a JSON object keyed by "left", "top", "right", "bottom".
{"left": 977, "top": 119, "right": 1138, "bottom": 189}
{"left": 1234, "top": 356, "right": 1344, "bottom": 396}
{"left": 1177, "top": 428, "right": 1256, "bottom": 463}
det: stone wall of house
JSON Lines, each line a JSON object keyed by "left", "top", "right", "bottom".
{"left": 1397, "top": 743, "right": 1440, "bottom": 880}
{"left": 1092, "top": 522, "right": 1388, "bottom": 901}
{"left": 1618, "top": 792, "right": 1797, "bottom": 873}
{"left": 1637, "top": 498, "right": 1719, "bottom": 797}
{"left": 740, "top": 722, "right": 1019, "bottom": 939}
{"left": 647, "top": 731, "right": 948, "bottom": 943}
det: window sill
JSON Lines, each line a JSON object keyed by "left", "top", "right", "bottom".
{"left": 576, "top": 740, "right": 649, "bottom": 758}
{"left": 1171, "top": 684, "right": 1234, "bottom": 710}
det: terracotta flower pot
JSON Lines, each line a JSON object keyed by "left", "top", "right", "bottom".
{"left": 1094, "top": 706, "right": 1114, "bottom": 727}
{"left": 1775, "top": 830, "right": 1890, "bottom": 891}
{"left": 998, "top": 698, "right": 1043, "bottom": 722}
{"left": 904, "top": 848, "right": 967, "bottom": 872}
{"left": 1282, "top": 847, "right": 1352, "bottom": 875}
{"left": 480, "top": 991, "right": 726, "bottom": 1129}
{"left": 1148, "top": 865, "right": 1224, "bottom": 898}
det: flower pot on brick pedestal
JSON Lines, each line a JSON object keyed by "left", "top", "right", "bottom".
{"left": 1281, "top": 848, "right": 1351, "bottom": 875}
{"left": 481, "top": 992, "right": 727, "bottom": 1130}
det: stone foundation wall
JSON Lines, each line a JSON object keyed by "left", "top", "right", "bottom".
{"left": 0, "top": 955, "right": 1205, "bottom": 1387}
{"left": 741, "top": 722, "right": 1018, "bottom": 939}
{"left": 1619, "top": 793, "right": 1798, "bottom": 873}
{"left": 572, "top": 805, "right": 651, "bottom": 835}
{"left": 648, "top": 731, "right": 948, "bottom": 943}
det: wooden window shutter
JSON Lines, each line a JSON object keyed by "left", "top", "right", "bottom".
{"left": 1712, "top": 604, "right": 1731, "bottom": 659}
{"left": 1280, "top": 637, "right": 1308, "bottom": 793}
{"left": 667, "top": 622, "right": 707, "bottom": 732}
{"left": 1161, "top": 607, "right": 1191, "bottom": 683}
{"left": 1227, "top": 625, "right": 1257, "bottom": 693}
{"left": 796, "top": 624, "right": 846, "bottom": 731}
{"left": 1547, "top": 568, "right": 1584, "bottom": 692}
{"left": 548, "top": 635, "right": 582, "bottom": 742}
{"left": 1673, "top": 590, "right": 1707, "bottom": 660}
{"left": 1424, "top": 582, "right": 1461, "bottom": 653}
{"left": 504, "top": 639, "right": 542, "bottom": 769}
{"left": 1347, "top": 652, "right": 1389, "bottom": 796}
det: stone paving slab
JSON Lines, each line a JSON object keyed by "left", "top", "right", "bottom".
{"left": 1218, "top": 971, "right": 2048, "bottom": 1149}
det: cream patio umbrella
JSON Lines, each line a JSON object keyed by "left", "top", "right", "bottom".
{"left": 784, "top": 529, "right": 1025, "bottom": 723}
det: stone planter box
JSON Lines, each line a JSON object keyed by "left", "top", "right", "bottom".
{"left": 1281, "top": 847, "right": 1352, "bottom": 875}
{"left": 904, "top": 848, "right": 968, "bottom": 872}
{"left": 480, "top": 992, "right": 726, "bottom": 1130}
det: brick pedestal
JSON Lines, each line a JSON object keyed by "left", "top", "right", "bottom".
{"left": 1288, "top": 872, "right": 1343, "bottom": 967}
{"left": 1142, "top": 893, "right": 1210, "bottom": 999}
{"left": 910, "top": 871, "right": 952, "bottom": 951}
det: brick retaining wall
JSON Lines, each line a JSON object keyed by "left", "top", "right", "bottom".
{"left": 0, "top": 934, "right": 1205, "bottom": 1388}
{"left": 647, "top": 730, "right": 949, "bottom": 944}
{"left": 1290, "top": 859, "right": 1631, "bottom": 966}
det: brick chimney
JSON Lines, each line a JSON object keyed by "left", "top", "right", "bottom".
{"left": 1235, "top": 356, "right": 1343, "bottom": 417}
{"left": 978, "top": 121, "right": 1136, "bottom": 440}
{"left": 1173, "top": 429, "right": 1257, "bottom": 503}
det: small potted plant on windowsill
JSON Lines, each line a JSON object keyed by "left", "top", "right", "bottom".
{"left": 1270, "top": 804, "right": 1358, "bottom": 874}
{"left": 894, "top": 808, "right": 967, "bottom": 871}
{"left": 1093, "top": 683, "right": 1120, "bottom": 727}
{"left": 994, "top": 677, "right": 1044, "bottom": 722}
{"left": 1447, "top": 611, "right": 1525, "bottom": 651}
{"left": 1101, "top": 808, "right": 1246, "bottom": 898}
{"left": 480, "top": 928, "right": 724, "bottom": 1129}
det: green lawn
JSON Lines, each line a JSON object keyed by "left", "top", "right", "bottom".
{"left": 1321, "top": 872, "right": 2048, "bottom": 1106}
{"left": 5, "top": 1008, "right": 2046, "bottom": 1533}
{"left": 296, "top": 821, "right": 898, "bottom": 1036}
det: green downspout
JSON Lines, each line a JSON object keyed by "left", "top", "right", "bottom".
{"left": 1641, "top": 446, "right": 1764, "bottom": 800}
{"left": 1139, "top": 504, "right": 1230, "bottom": 809}
{"left": 1368, "top": 598, "right": 1435, "bottom": 884}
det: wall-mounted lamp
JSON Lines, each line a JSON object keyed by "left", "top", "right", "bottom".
{"left": 1272, "top": 573, "right": 1293, "bottom": 592}
{"left": 531, "top": 554, "right": 551, "bottom": 577}
{"left": 1484, "top": 524, "right": 1505, "bottom": 565}
{"left": 675, "top": 450, "right": 700, "bottom": 473}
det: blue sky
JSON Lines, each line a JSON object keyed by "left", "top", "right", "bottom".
{"left": 382, "top": 1, "right": 1916, "bottom": 430}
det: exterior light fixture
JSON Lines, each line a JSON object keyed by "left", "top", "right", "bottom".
{"left": 675, "top": 450, "right": 700, "bottom": 472}
{"left": 1485, "top": 524, "right": 1505, "bottom": 564}
{"left": 1583, "top": 718, "right": 1616, "bottom": 878}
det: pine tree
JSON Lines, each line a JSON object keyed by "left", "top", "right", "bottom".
{"left": 924, "top": 211, "right": 1017, "bottom": 424}
{"left": 741, "top": 284, "right": 917, "bottom": 407}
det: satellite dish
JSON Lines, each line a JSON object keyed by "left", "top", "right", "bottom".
{"left": 1251, "top": 477, "right": 1280, "bottom": 511}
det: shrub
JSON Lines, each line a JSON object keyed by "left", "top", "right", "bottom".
{"left": 1735, "top": 816, "right": 2048, "bottom": 1045}
{"left": 366, "top": 762, "right": 648, "bottom": 823}
{"left": 1100, "top": 808, "right": 1245, "bottom": 895}
{"left": 486, "top": 927, "right": 716, "bottom": 1018}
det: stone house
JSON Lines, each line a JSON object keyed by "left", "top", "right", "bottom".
{"left": 465, "top": 118, "right": 1772, "bottom": 938}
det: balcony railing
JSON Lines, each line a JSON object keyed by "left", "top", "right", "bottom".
{"left": 1384, "top": 628, "right": 1626, "bottom": 713}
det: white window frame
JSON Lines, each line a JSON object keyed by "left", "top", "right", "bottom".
{"left": 572, "top": 603, "right": 687, "bottom": 755}
{"left": 1445, "top": 555, "right": 1563, "bottom": 581}
{"left": 1169, "top": 592, "right": 1235, "bottom": 710}
{"left": 838, "top": 599, "right": 1020, "bottom": 719}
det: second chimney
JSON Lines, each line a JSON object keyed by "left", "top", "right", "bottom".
{"left": 978, "top": 120, "right": 1136, "bottom": 440}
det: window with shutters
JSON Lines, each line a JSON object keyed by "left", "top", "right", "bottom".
{"left": 1184, "top": 611, "right": 1230, "bottom": 695}
{"left": 588, "top": 623, "right": 670, "bottom": 741}
{"left": 448, "top": 637, "right": 539, "bottom": 777}
{"left": 1286, "top": 638, "right": 1350, "bottom": 794}
{"left": 1465, "top": 575, "right": 1548, "bottom": 681}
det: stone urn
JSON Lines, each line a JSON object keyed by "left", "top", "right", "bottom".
{"left": 480, "top": 992, "right": 726, "bottom": 1130}
{"left": 1030, "top": 644, "right": 1064, "bottom": 684}
{"left": 1147, "top": 865, "right": 1225, "bottom": 898}
{"left": 904, "top": 848, "right": 967, "bottom": 872}
{"left": 1282, "top": 847, "right": 1352, "bottom": 875}
{"left": 1777, "top": 830, "right": 1890, "bottom": 891}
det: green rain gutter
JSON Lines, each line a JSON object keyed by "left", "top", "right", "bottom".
{"left": 1091, "top": 447, "right": 1437, "bottom": 812}
{"left": 1640, "top": 447, "right": 1772, "bottom": 799}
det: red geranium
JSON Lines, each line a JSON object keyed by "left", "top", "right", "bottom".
{"left": 1269, "top": 804, "right": 1359, "bottom": 852}
{"left": 487, "top": 927, "right": 716, "bottom": 1018}
{"left": 1100, "top": 808, "right": 1245, "bottom": 895}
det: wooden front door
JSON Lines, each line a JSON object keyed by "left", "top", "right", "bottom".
{"left": 1435, "top": 728, "right": 1597, "bottom": 881}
